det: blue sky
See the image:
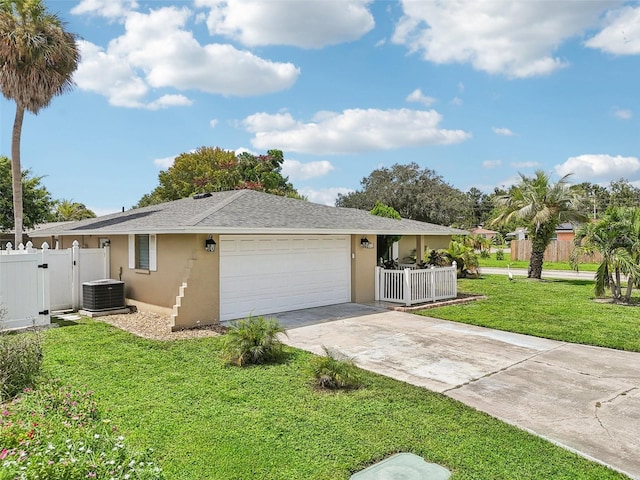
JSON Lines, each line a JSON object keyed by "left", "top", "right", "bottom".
{"left": 1, "top": 0, "right": 639, "bottom": 216}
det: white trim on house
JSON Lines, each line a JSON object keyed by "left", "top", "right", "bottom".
{"left": 128, "top": 233, "right": 157, "bottom": 272}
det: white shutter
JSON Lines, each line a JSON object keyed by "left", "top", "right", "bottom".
{"left": 149, "top": 234, "right": 157, "bottom": 271}
{"left": 128, "top": 235, "right": 135, "bottom": 269}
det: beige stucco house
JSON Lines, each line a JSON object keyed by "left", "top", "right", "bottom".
{"left": 31, "top": 190, "right": 465, "bottom": 330}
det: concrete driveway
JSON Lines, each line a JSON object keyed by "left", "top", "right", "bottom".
{"left": 282, "top": 310, "right": 640, "bottom": 479}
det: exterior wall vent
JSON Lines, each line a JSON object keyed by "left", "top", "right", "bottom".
{"left": 193, "top": 193, "right": 212, "bottom": 199}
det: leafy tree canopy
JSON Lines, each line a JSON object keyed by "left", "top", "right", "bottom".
{"left": 336, "top": 163, "right": 468, "bottom": 226}
{"left": 370, "top": 201, "right": 401, "bottom": 219}
{"left": 136, "top": 147, "right": 302, "bottom": 207}
{"left": 0, "top": 155, "right": 54, "bottom": 232}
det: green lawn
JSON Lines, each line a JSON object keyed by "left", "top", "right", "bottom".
{"left": 41, "top": 319, "right": 625, "bottom": 480}
{"left": 422, "top": 275, "right": 640, "bottom": 352}
{"left": 478, "top": 253, "right": 599, "bottom": 271}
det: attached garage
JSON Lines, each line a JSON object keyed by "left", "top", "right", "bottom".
{"left": 219, "top": 234, "right": 351, "bottom": 321}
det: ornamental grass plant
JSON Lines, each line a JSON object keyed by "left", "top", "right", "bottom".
{"left": 308, "top": 346, "right": 362, "bottom": 390}
{"left": 0, "top": 325, "right": 43, "bottom": 402}
{"left": 221, "top": 315, "right": 287, "bottom": 366}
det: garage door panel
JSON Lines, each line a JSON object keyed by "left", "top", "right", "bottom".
{"left": 220, "top": 235, "right": 351, "bottom": 321}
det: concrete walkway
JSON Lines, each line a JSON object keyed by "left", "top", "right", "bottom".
{"left": 282, "top": 311, "right": 640, "bottom": 479}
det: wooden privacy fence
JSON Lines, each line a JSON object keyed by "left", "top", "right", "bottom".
{"left": 510, "top": 240, "right": 603, "bottom": 264}
{"left": 375, "top": 263, "right": 457, "bottom": 306}
{"left": 0, "top": 241, "right": 109, "bottom": 329}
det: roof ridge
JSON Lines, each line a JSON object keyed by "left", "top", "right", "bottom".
{"left": 187, "top": 190, "right": 248, "bottom": 225}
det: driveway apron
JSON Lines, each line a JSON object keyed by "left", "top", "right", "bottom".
{"left": 282, "top": 310, "right": 640, "bottom": 479}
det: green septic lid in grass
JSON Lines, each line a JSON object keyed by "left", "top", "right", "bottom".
{"left": 350, "top": 453, "right": 451, "bottom": 480}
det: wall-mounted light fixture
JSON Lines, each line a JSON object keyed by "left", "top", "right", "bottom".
{"left": 360, "top": 237, "right": 374, "bottom": 249}
{"left": 205, "top": 235, "right": 217, "bottom": 252}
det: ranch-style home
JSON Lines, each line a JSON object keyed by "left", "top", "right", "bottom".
{"left": 31, "top": 190, "right": 465, "bottom": 330}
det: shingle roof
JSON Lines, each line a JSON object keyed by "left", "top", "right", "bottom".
{"left": 30, "top": 190, "right": 467, "bottom": 236}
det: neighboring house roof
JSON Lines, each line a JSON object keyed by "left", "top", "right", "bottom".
{"left": 30, "top": 190, "right": 468, "bottom": 237}
{"left": 556, "top": 222, "right": 574, "bottom": 232}
{"left": 470, "top": 227, "right": 498, "bottom": 235}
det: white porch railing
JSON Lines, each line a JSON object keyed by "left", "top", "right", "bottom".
{"left": 375, "top": 263, "right": 457, "bottom": 306}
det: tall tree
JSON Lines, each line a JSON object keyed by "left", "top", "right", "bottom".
{"left": 336, "top": 163, "right": 468, "bottom": 226}
{"left": 574, "top": 182, "right": 610, "bottom": 220}
{"left": 0, "top": 0, "right": 80, "bottom": 245}
{"left": 608, "top": 178, "right": 640, "bottom": 209}
{"left": 136, "top": 147, "right": 301, "bottom": 207}
{"left": 0, "top": 155, "right": 54, "bottom": 232}
{"left": 491, "top": 170, "right": 587, "bottom": 279}
{"left": 464, "top": 187, "right": 493, "bottom": 227}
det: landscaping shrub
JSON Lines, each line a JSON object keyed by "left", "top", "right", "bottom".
{"left": 308, "top": 346, "right": 362, "bottom": 390}
{"left": 495, "top": 249, "right": 505, "bottom": 261}
{"left": 0, "top": 331, "right": 43, "bottom": 401}
{"left": 222, "top": 315, "right": 287, "bottom": 366}
{"left": 0, "top": 380, "right": 164, "bottom": 479}
{"left": 479, "top": 249, "right": 491, "bottom": 259}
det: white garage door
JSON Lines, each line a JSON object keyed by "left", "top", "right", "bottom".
{"left": 220, "top": 235, "right": 351, "bottom": 321}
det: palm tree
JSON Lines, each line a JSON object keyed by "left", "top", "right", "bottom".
{"left": 572, "top": 207, "right": 640, "bottom": 302}
{"left": 54, "top": 199, "right": 96, "bottom": 221}
{"left": 491, "top": 170, "right": 587, "bottom": 279}
{"left": 0, "top": 0, "right": 79, "bottom": 246}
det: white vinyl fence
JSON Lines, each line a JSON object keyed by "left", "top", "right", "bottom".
{"left": 0, "top": 241, "right": 109, "bottom": 329}
{"left": 375, "top": 263, "right": 457, "bottom": 306}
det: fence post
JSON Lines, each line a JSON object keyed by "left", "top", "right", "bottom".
{"left": 72, "top": 240, "right": 80, "bottom": 310}
{"left": 374, "top": 266, "right": 381, "bottom": 301}
{"left": 404, "top": 268, "right": 411, "bottom": 306}
{"left": 430, "top": 265, "right": 435, "bottom": 301}
{"left": 452, "top": 261, "right": 457, "bottom": 298}
{"left": 103, "top": 242, "right": 111, "bottom": 279}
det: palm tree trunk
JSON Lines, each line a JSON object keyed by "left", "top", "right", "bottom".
{"left": 614, "top": 268, "right": 622, "bottom": 300}
{"left": 11, "top": 105, "right": 25, "bottom": 247}
{"left": 624, "top": 276, "right": 634, "bottom": 303}
{"left": 528, "top": 247, "right": 545, "bottom": 279}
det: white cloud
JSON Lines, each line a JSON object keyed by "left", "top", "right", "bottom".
{"left": 71, "top": 0, "right": 138, "bottom": 19}
{"left": 555, "top": 154, "right": 640, "bottom": 182}
{"left": 245, "top": 108, "right": 471, "bottom": 154}
{"left": 73, "top": 6, "right": 300, "bottom": 108}
{"left": 392, "top": 1, "right": 616, "bottom": 78}
{"left": 612, "top": 107, "right": 633, "bottom": 120}
{"left": 282, "top": 160, "right": 335, "bottom": 181}
{"left": 299, "top": 187, "right": 354, "bottom": 206}
{"left": 406, "top": 88, "right": 436, "bottom": 106}
{"left": 586, "top": 5, "right": 640, "bottom": 55}
{"left": 483, "top": 160, "right": 502, "bottom": 169}
{"left": 195, "top": 0, "right": 374, "bottom": 48}
{"left": 492, "top": 127, "right": 515, "bottom": 136}
{"left": 510, "top": 161, "right": 540, "bottom": 168}
{"left": 210, "top": 119, "right": 219, "bottom": 128}
{"left": 153, "top": 155, "right": 176, "bottom": 169}
{"left": 451, "top": 96, "right": 463, "bottom": 106}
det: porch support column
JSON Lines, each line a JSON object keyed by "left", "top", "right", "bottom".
{"left": 416, "top": 235, "right": 425, "bottom": 263}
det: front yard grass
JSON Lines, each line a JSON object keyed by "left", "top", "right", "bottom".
{"left": 41, "top": 319, "right": 625, "bottom": 479}
{"left": 422, "top": 275, "right": 640, "bottom": 352}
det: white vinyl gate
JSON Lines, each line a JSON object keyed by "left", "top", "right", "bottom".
{"left": 0, "top": 252, "right": 49, "bottom": 330}
{"left": 0, "top": 241, "right": 110, "bottom": 329}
